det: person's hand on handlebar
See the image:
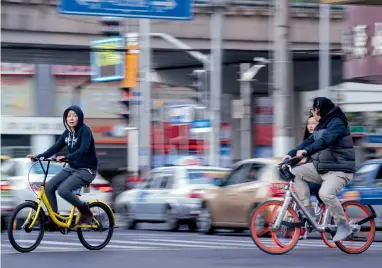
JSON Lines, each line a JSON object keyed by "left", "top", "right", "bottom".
{"left": 296, "top": 150, "right": 307, "bottom": 159}
{"left": 55, "top": 156, "right": 67, "bottom": 163}
{"left": 26, "top": 154, "right": 38, "bottom": 162}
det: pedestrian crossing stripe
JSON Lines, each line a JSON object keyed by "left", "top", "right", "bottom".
{"left": 1, "top": 235, "right": 382, "bottom": 254}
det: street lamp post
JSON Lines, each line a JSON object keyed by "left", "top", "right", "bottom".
{"left": 238, "top": 57, "right": 270, "bottom": 160}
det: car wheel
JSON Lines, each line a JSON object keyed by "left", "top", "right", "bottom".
{"left": 1, "top": 216, "right": 7, "bottom": 232}
{"left": 124, "top": 205, "right": 137, "bottom": 230}
{"left": 165, "top": 207, "right": 179, "bottom": 232}
{"left": 197, "top": 206, "right": 215, "bottom": 235}
{"left": 188, "top": 220, "right": 197, "bottom": 232}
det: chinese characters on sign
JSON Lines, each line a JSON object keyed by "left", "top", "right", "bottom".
{"left": 372, "top": 22, "right": 382, "bottom": 56}
{"left": 353, "top": 25, "right": 368, "bottom": 58}
{"left": 342, "top": 22, "right": 382, "bottom": 58}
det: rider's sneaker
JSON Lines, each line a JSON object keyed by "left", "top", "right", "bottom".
{"left": 333, "top": 219, "right": 352, "bottom": 242}
{"left": 299, "top": 228, "right": 307, "bottom": 240}
{"left": 77, "top": 203, "right": 93, "bottom": 225}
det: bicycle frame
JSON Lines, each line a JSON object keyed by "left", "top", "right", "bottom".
{"left": 25, "top": 159, "right": 98, "bottom": 230}
{"left": 272, "top": 180, "right": 336, "bottom": 234}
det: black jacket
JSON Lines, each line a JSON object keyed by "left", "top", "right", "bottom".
{"left": 288, "top": 107, "right": 355, "bottom": 174}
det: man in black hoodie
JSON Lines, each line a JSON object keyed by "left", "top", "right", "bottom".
{"left": 27, "top": 105, "right": 98, "bottom": 228}
{"left": 285, "top": 97, "right": 355, "bottom": 242}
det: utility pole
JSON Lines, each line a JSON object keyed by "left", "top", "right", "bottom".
{"left": 139, "top": 19, "right": 152, "bottom": 173}
{"left": 272, "top": 0, "right": 295, "bottom": 157}
{"left": 209, "top": 0, "right": 226, "bottom": 166}
{"left": 319, "top": 3, "right": 331, "bottom": 97}
{"left": 239, "top": 58, "right": 270, "bottom": 160}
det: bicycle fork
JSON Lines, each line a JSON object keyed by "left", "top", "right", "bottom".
{"left": 271, "top": 189, "right": 294, "bottom": 231}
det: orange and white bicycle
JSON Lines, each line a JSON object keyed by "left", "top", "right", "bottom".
{"left": 249, "top": 157, "right": 377, "bottom": 255}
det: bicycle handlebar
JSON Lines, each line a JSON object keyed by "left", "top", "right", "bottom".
{"left": 278, "top": 156, "right": 302, "bottom": 181}
{"left": 30, "top": 156, "right": 69, "bottom": 163}
{"left": 279, "top": 156, "right": 302, "bottom": 169}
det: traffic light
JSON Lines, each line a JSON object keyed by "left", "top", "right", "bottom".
{"left": 190, "top": 69, "right": 209, "bottom": 107}
{"left": 120, "top": 87, "right": 132, "bottom": 121}
{"left": 100, "top": 17, "right": 122, "bottom": 37}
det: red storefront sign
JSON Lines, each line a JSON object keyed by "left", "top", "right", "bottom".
{"left": 342, "top": 6, "right": 382, "bottom": 83}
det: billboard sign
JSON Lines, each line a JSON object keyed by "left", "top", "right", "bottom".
{"left": 90, "top": 37, "right": 125, "bottom": 82}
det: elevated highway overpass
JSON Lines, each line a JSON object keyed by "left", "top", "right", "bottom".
{"left": 1, "top": 0, "right": 346, "bottom": 93}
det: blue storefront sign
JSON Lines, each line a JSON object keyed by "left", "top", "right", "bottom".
{"left": 191, "top": 119, "right": 211, "bottom": 129}
{"left": 59, "top": 0, "right": 192, "bottom": 20}
{"left": 90, "top": 37, "right": 125, "bottom": 82}
{"left": 365, "top": 135, "right": 382, "bottom": 144}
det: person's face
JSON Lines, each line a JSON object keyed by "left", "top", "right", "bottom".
{"left": 307, "top": 117, "right": 317, "bottom": 134}
{"left": 66, "top": 110, "right": 78, "bottom": 129}
{"left": 310, "top": 108, "right": 320, "bottom": 122}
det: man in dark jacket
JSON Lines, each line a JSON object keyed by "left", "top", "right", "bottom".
{"left": 27, "top": 105, "right": 98, "bottom": 229}
{"left": 285, "top": 97, "right": 355, "bottom": 242}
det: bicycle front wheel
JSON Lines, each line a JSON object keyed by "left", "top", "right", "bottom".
{"left": 249, "top": 200, "right": 301, "bottom": 255}
{"left": 77, "top": 201, "right": 114, "bottom": 250}
{"left": 7, "top": 202, "right": 45, "bottom": 253}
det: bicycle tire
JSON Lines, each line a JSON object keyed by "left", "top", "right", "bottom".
{"left": 7, "top": 202, "right": 45, "bottom": 253}
{"left": 320, "top": 205, "right": 337, "bottom": 249}
{"left": 77, "top": 201, "right": 114, "bottom": 250}
{"left": 335, "top": 200, "right": 376, "bottom": 254}
{"left": 249, "top": 200, "right": 301, "bottom": 255}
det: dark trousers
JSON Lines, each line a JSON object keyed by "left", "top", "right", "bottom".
{"left": 45, "top": 166, "right": 96, "bottom": 212}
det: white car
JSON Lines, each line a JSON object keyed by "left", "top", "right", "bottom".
{"left": 1, "top": 178, "right": 14, "bottom": 231}
{"left": 0, "top": 158, "right": 113, "bottom": 217}
{"left": 114, "top": 165, "right": 230, "bottom": 231}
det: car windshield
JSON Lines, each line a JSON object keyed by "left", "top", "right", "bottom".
{"left": 187, "top": 169, "right": 229, "bottom": 185}
{"left": 352, "top": 164, "right": 379, "bottom": 186}
{"left": 31, "top": 163, "right": 64, "bottom": 175}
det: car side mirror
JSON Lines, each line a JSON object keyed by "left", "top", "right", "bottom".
{"left": 214, "top": 179, "right": 224, "bottom": 187}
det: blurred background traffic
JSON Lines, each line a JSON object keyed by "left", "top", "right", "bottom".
{"left": 1, "top": 0, "right": 382, "bottom": 234}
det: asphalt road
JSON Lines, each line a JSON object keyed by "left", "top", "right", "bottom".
{"left": 2, "top": 223, "right": 382, "bottom": 268}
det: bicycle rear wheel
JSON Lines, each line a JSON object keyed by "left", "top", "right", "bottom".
{"left": 249, "top": 200, "right": 301, "bottom": 255}
{"left": 335, "top": 201, "right": 375, "bottom": 254}
{"left": 7, "top": 202, "right": 45, "bottom": 253}
{"left": 77, "top": 201, "right": 114, "bottom": 250}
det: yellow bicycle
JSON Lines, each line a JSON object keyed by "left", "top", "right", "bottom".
{"left": 7, "top": 158, "right": 115, "bottom": 253}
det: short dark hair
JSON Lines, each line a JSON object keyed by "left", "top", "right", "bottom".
{"left": 312, "top": 97, "right": 335, "bottom": 117}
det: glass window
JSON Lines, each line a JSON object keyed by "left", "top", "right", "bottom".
{"left": 159, "top": 175, "right": 169, "bottom": 189}
{"left": 375, "top": 167, "right": 382, "bottom": 186}
{"left": 143, "top": 171, "right": 162, "bottom": 189}
{"left": 1, "top": 63, "right": 35, "bottom": 116}
{"left": 245, "top": 163, "right": 266, "bottom": 183}
{"left": 142, "top": 172, "right": 154, "bottom": 189}
{"left": 149, "top": 172, "right": 163, "bottom": 189}
{"left": 352, "top": 164, "right": 380, "bottom": 186}
{"left": 225, "top": 164, "right": 251, "bottom": 186}
{"left": 186, "top": 169, "right": 230, "bottom": 185}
